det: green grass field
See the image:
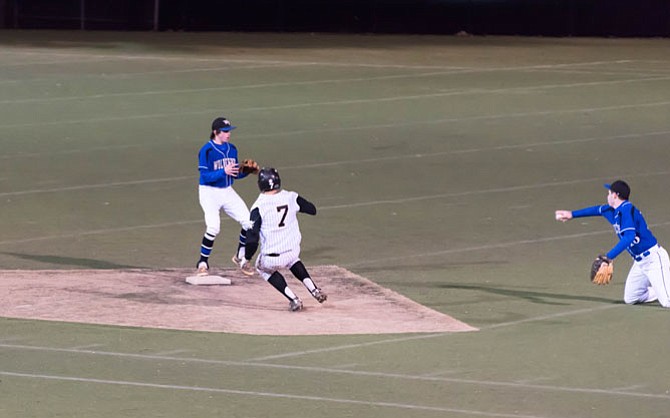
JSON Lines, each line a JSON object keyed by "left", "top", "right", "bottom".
{"left": 1, "top": 30, "right": 670, "bottom": 417}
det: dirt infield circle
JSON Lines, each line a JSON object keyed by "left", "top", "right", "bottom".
{"left": 0, "top": 266, "right": 476, "bottom": 335}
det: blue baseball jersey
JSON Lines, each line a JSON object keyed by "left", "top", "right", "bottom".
{"left": 572, "top": 201, "right": 657, "bottom": 260}
{"left": 197, "top": 140, "right": 250, "bottom": 187}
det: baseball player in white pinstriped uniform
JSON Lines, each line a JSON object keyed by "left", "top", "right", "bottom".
{"left": 240, "top": 167, "right": 327, "bottom": 311}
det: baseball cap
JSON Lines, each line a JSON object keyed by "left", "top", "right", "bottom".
{"left": 604, "top": 180, "right": 630, "bottom": 200}
{"left": 211, "top": 117, "right": 236, "bottom": 132}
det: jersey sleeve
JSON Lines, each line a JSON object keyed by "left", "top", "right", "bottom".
{"left": 198, "top": 146, "right": 225, "bottom": 183}
{"left": 197, "top": 145, "right": 210, "bottom": 171}
{"left": 297, "top": 195, "right": 317, "bottom": 215}
{"left": 606, "top": 207, "right": 636, "bottom": 259}
{"left": 606, "top": 230, "right": 636, "bottom": 260}
{"left": 244, "top": 207, "right": 262, "bottom": 260}
{"left": 571, "top": 205, "right": 607, "bottom": 218}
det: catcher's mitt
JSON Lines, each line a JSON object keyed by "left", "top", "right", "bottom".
{"left": 240, "top": 159, "right": 260, "bottom": 175}
{"left": 590, "top": 255, "right": 613, "bottom": 285}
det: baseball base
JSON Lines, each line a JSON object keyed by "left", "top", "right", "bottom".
{"left": 185, "top": 275, "right": 232, "bottom": 286}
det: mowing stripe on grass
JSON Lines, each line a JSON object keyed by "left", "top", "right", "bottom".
{"left": 2, "top": 90, "right": 670, "bottom": 130}
{"left": 0, "top": 371, "right": 548, "bottom": 418}
{"left": 2, "top": 321, "right": 669, "bottom": 402}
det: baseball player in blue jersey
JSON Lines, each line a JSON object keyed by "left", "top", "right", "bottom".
{"left": 238, "top": 167, "right": 327, "bottom": 312}
{"left": 555, "top": 180, "right": 670, "bottom": 308}
{"left": 196, "top": 117, "right": 255, "bottom": 276}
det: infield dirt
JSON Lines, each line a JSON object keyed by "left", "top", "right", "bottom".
{"left": 0, "top": 266, "right": 476, "bottom": 335}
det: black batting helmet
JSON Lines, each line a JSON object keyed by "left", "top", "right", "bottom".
{"left": 258, "top": 167, "right": 281, "bottom": 192}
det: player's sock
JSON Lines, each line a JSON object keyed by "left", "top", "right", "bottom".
{"left": 290, "top": 261, "right": 317, "bottom": 293}
{"left": 268, "top": 272, "right": 297, "bottom": 301}
{"left": 199, "top": 232, "right": 216, "bottom": 265}
{"left": 236, "top": 229, "right": 247, "bottom": 259}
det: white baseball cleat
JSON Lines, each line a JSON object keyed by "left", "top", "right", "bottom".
{"left": 289, "top": 298, "right": 303, "bottom": 312}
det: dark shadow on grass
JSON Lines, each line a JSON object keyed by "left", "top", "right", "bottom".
{"left": 1, "top": 252, "right": 140, "bottom": 269}
{"left": 433, "top": 282, "right": 617, "bottom": 305}
{"left": 353, "top": 259, "right": 508, "bottom": 274}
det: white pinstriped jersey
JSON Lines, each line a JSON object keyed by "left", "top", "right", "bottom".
{"left": 251, "top": 190, "right": 302, "bottom": 255}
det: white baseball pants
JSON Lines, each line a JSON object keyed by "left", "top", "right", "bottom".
{"left": 199, "top": 185, "right": 253, "bottom": 236}
{"left": 624, "top": 245, "right": 670, "bottom": 308}
{"left": 255, "top": 249, "right": 300, "bottom": 281}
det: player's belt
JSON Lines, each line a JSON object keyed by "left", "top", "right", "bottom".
{"left": 265, "top": 253, "right": 280, "bottom": 257}
{"left": 633, "top": 244, "right": 658, "bottom": 261}
{"left": 634, "top": 251, "right": 650, "bottom": 261}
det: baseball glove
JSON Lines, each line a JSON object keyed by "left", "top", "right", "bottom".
{"left": 240, "top": 159, "right": 260, "bottom": 175}
{"left": 590, "top": 255, "right": 613, "bottom": 285}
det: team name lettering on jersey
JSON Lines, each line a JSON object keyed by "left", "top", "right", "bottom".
{"left": 213, "top": 158, "right": 236, "bottom": 171}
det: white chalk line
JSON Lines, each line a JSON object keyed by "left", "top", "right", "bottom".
{"left": 0, "top": 72, "right": 486, "bottom": 105}
{"left": 0, "top": 313, "right": 667, "bottom": 402}
{"left": 0, "top": 62, "right": 305, "bottom": 85}
{"left": 2, "top": 120, "right": 669, "bottom": 164}
{"left": 2, "top": 58, "right": 660, "bottom": 88}
{"left": 0, "top": 371, "right": 548, "bottom": 418}
{"left": 530, "top": 68, "right": 670, "bottom": 78}
{"left": 0, "top": 144, "right": 144, "bottom": 160}
{"left": 325, "top": 170, "right": 670, "bottom": 211}
{"left": 245, "top": 305, "right": 621, "bottom": 363}
{"left": 1, "top": 171, "right": 669, "bottom": 246}
{"left": 69, "top": 343, "right": 104, "bottom": 350}
{"left": 0, "top": 57, "right": 129, "bottom": 68}
{"left": 2, "top": 70, "right": 668, "bottom": 106}
{"left": 0, "top": 219, "right": 201, "bottom": 246}
{"left": 5, "top": 127, "right": 669, "bottom": 196}
{"left": 3, "top": 49, "right": 630, "bottom": 71}
{"left": 2, "top": 85, "right": 670, "bottom": 132}
{"left": 0, "top": 176, "right": 192, "bottom": 197}
{"left": 0, "top": 76, "right": 475, "bottom": 105}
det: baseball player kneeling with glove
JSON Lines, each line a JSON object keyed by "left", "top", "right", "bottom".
{"left": 555, "top": 180, "right": 670, "bottom": 308}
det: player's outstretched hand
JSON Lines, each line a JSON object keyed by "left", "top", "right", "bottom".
{"left": 225, "top": 162, "right": 240, "bottom": 177}
{"left": 554, "top": 210, "right": 572, "bottom": 222}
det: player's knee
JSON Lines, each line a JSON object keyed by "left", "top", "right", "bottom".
{"left": 623, "top": 293, "right": 642, "bottom": 305}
